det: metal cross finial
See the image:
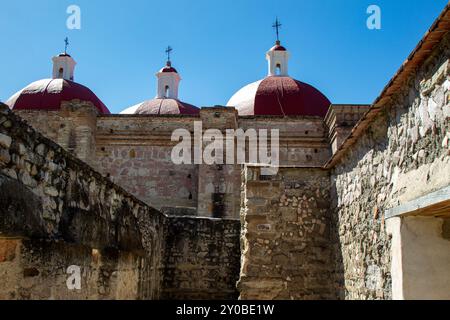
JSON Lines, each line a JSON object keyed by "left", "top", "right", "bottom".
{"left": 165, "top": 46, "right": 173, "bottom": 62}
{"left": 64, "top": 37, "right": 69, "bottom": 54}
{"left": 272, "top": 18, "right": 282, "bottom": 42}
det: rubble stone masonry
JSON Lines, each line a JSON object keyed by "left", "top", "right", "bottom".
{"left": 331, "top": 34, "right": 450, "bottom": 299}
{"left": 1, "top": 17, "right": 448, "bottom": 300}
{"left": 0, "top": 104, "right": 240, "bottom": 299}
{"left": 239, "top": 166, "right": 336, "bottom": 300}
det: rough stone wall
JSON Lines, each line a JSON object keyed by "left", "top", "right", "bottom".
{"left": 194, "top": 113, "right": 331, "bottom": 219}
{"left": 238, "top": 166, "right": 336, "bottom": 300}
{"left": 13, "top": 111, "right": 64, "bottom": 143}
{"left": 0, "top": 104, "right": 242, "bottom": 300}
{"left": 96, "top": 112, "right": 330, "bottom": 219}
{"left": 96, "top": 116, "right": 198, "bottom": 211}
{"left": 325, "top": 105, "right": 371, "bottom": 155}
{"left": 0, "top": 105, "right": 166, "bottom": 299}
{"left": 162, "top": 217, "right": 241, "bottom": 300}
{"left": 331, "top": 33, "right": 450, "bottom": 300}
{"left": 97, "top": 145, "right": 198, "bottom": 210}
{"left": 239, "top": 117, "right": 331, "bottom": 166}
{"left": 16, "top": 101, "right": 99, "bottom": 166}
{"left": 0, "top": 239, "right": 149, "bottom": 300}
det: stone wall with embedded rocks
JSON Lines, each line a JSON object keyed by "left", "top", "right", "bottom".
{"left": 162, "top": 216, "right": 241, "bottom": 300}
{"left": 15, "top": 101, "right": 99, "bottom": 166}
{"left": 331, "top": 33, "right": 450, "bottom": 300}
{"left": 0, "top": 238, "right": 154, "bottom": 300}
{"left": 95, "top": 111, "right": 331, "bottom": 219}
{"left": 238, "top": 117, "right": 331, "bottom": 167}
{"left": 0, "top": 104, "right": 242, "bottom": 300}
{"left": 238, "top": 165, "right": 337, "bottom": 300}
{"left": 0, "top": 103, "right": 165, "bottom": 299}
{"left": 96, "top": 115, "right": 199, "bottom": 211}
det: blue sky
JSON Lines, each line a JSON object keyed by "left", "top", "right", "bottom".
{"left": 0, "top": 0, "right": 448, "bottom": 113}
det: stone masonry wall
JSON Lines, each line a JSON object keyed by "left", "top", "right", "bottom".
{"left": 162, "top": 216, "right": 241, "bottom": 300}
{"left": 238, "top": 166, "right": 336, "bottom": 300}
{"left": 96, "top": 116, "right": 198, "bottom": 211}
{"left": 331, "top": 33, "right": 450, "bottom": 300}
{"left": 0, "top": 104, "right": 166, "bottom": 299}
{"left": 97, "top": 145, "right": 198, "bottom": 210}
{"left": 16, "top": 101, "right": 99, "bottom": 166}
{"left": 0, "top": 238, "right": 151, "bottom": 300}
{"left": 0, "top": 105, "right": 242, "bottom": 300}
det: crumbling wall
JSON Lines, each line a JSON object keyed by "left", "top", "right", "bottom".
{"left": 238, "top": 166, "right": 336, "bottom": 300}
{"left": 331, "top": 33, "right": 450, "bottom": 300}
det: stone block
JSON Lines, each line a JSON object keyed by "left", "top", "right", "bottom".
{"left": 0, "top": 133, "right": 12, "bottom": 149}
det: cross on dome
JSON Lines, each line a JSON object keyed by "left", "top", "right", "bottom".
{"left": 64, "top": 37, "right": 70, "bottom": 55}
{"left": 267, "top": 18, "right": 289, "bottom": 76}
{"left": 272, "top": 17, "right": 282, "bottom": 43}
{"left": 166, "top": 46, "right": 173, "bottom": 64}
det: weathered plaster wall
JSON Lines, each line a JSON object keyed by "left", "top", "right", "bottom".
{"left": 387, "top": 217, "right": 450, "bottom": 300}
{"left": 331, "top": 34, "right": 450, "bottom": 300}
{"left": 238, "top": 166, "right": 336, "bottom": 300}
{"left": 162, "top": 216, "right": 241, "bottom": 300}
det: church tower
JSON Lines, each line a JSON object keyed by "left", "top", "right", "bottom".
{"left": 52, "top": 38, "right": 77, "bottom": 81}
{"left": 266, "top": 18, "right": 290, "bottom": 76}
{"left": 266, "top": 41, "right": 290, "bottom": 76}
{"left": 121, "top": 46, "right": 199, "bottom": 115}
{"left": 156, "top": 46, "right": 180, "bottom": 99}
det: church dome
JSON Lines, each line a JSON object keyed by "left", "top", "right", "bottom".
{"left": 227, "top": 38, "right": 331, "bottom": 117}
{"left": 6, "top": 48, "right": 110, "bottom": 115}
{"left": 227, "top": 76, "right": 330, "bottom": 117}
{"left": 121, "top": 51, "right": 199, "bottom": 115}
{"left": 121, "top": 98, "right": 199, "bottom": 115}
{"left": 6, "top": 78, "right": 110, "bottom": 114}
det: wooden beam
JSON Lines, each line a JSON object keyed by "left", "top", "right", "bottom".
{"left": 385, "top": 186, "right": 450, "bottom": 219}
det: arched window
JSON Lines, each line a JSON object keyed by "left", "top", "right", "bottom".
{"left": 58, "top": 68, "right": 64, "bottom": 78}
{"left": 165, "top": 85, "right": 170, "bottom": 97}
{"left": 275, "top": 64, "right": 281, "bottom": 76}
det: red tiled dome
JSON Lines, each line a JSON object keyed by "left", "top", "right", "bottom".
{"left": 6, "top": 79, "right": 110, "bottom": 114}
{"left": 227, "top": 76, "right": 331, "bottom": 117}
{"left": 121, "top": 98, "right": 199, "bottom": 115}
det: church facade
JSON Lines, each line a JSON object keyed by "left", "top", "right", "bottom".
{"left": 0, "top": 5, "right": 449, "bottom": 300}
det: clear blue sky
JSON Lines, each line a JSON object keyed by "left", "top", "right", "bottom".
{"left": 0, "top": 0, "right": 448, "bottom": 113}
